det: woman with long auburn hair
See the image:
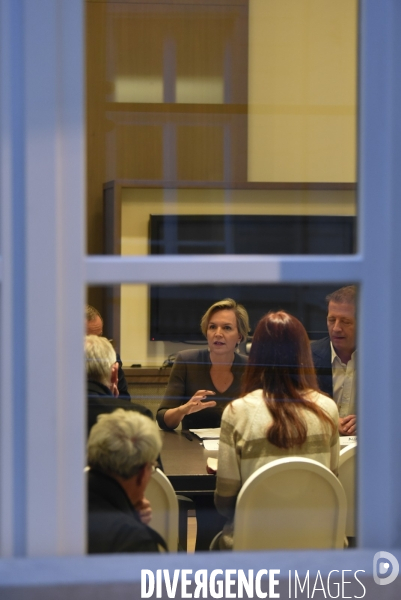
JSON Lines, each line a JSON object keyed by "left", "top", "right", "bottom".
{"left": 214, "top": 311, "right": 339, "bottom": 550}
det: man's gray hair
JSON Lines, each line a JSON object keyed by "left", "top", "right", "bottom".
{"left": 326, "top": 285, "right": 357, "bottom": 306}
{"left": 87, "top": 409, "right": 162, "bottom": 479}
{"left": 85, "top": 335, "right": 116, "bottom": 386}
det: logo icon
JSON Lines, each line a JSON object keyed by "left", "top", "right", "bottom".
{"left": 373, "top": 551, "right": 399, "bottom": 585}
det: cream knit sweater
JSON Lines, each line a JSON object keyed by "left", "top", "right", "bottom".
{"left": 215, "top": 388, "right": 340, "bottom": 522}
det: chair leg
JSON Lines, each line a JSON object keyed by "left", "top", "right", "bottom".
{"left": 346, "top": 536, "right": 357, "bottom": 548}
{"left": 177, "top": 495, "right": 194, "bottom": 552}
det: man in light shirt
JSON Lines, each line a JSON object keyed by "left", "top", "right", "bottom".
{"left": 311, "top": 286, "right": 356, "bottom": 435}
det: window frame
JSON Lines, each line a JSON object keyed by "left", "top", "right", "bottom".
{"left": 1, "top": 0, "right": 401, "bottom": 594}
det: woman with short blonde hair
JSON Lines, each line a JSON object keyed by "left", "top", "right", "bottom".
{"left": 157, "top": 298, "right": 249, "bottom": 431}
{"left": 156, "top": 298, "right": 250, "bottom": 551}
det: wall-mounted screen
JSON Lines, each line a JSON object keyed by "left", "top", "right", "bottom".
{"left": 149, "top": 214, "right": 356, "bottom": 255}
{"left": 149, "top": 215, "right": 355, "bottom": 342}
{"left": 149, "top": 283, "right": 349, "bottom": 343}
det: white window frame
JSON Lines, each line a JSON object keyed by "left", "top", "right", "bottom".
{"left": 1, "top": 0, "right": 401, "bottom": 594}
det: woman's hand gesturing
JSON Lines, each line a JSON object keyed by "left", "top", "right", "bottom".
{"left": 184, "top": 390, "right": 216, "bottom": 414}
{"left": 162, "top": 389, "right": 216, "bottom": 429}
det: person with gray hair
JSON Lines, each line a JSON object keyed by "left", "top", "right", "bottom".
{"left": 311, "top": 285, "right": 357, "bottom": 435}
{"left": 86, "top": 334, "right": 119, "bottom": 390}
{"left": 86, "top": 335, "right": 152, "bottom": 437}
{"left": 87, "top": 409, "right": 167, "bottom": 553}
{"left": 86, "top": 304, "right": 130, "bottom": 398}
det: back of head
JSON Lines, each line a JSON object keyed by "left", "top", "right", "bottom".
{"left": 85, "top": 335, "right": 116, "bottom": 386}
{"left": 86, "top": 304, "right": 102, "bottom": 322}
{"left": 87, "top": 409, "right": 162, "bottom": 479}
{"left": 86, "top": 305, "right": 104, "bottom": 336}
{"left": 243, "top": 311, "right": 317, "bottom": 397}
{"left": 242, "top": 311, "right": 333, "bottom": 449}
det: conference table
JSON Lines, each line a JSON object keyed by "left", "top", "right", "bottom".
{"left": 159, "top": 429, "right": 220, "bottom": 550}
{"left": 160, "top": 430, "right": 357, "bottom": 494}
{"left": 160, "top": 429, "right": 218, "bottom": 495}
{"left": 159, "top": 429, "right": 357, "bottom": 550}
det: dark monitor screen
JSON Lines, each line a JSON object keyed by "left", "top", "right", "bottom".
{"left": 149, "top": 284, "right": 349, "bottom": 342}
{"left": 149, "top": 214, "right": 355, "bottom": 342}
{"left": 149, "top": 214, "right": 356, "bottom": 255}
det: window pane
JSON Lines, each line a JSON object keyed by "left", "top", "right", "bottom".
{"left": 86, "top": 283, "right": 357, "bottom": 553}
{"left": 86, "top": 0, "right": 358, "bottom": 257}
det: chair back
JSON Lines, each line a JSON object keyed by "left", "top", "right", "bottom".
{"left": 146, "top": 468, "right": 179, "bottom": 551}
{"left": 233, "top": 457, "right": 347, "bottom": 550}
{"left": 339, "top": 442, "right": 357, "bottom": 537}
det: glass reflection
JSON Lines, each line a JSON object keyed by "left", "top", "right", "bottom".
{"left": 87, "top": 0, "right": 357, "bottom": 256}
{"left": 86, "top": 284, "right": 357, "bottom": 552}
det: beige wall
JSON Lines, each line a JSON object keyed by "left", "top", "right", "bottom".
{"left": 117, "top": 0, "right": 358, "bottom": 366}
{"left": 248, "top": 0, "right": 357, "bottom": 182}
{"left": 120, "top": 187, "right": 355, "bottom": 366}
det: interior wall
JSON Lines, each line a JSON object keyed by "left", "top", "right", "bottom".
{"left": 86, "top": 0, "right": 358, "bottom": 366}
{"left": 248, "top": 0, "right": 357, "bottom": 182}
{"left": 120, "top": 187, "right": 355, "bottom": 366}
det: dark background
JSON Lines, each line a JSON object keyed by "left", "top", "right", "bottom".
{"left": 149, "top": 215, "right": 355, "bottom": 342}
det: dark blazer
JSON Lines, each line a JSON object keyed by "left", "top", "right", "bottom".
{"left": 87, "top": 470, "right": 167, "bottom": 553}
{"left": 87, "top": 380, "right": 153, "bottom": 437}
{"left": 157, "top": 349, "right": 247, "bottom": 430}
{"left": 311, "top": 336, "right": 333, "bottom": 397}
{"left": 116, "top": 352, "right": 130, "bottom": 398}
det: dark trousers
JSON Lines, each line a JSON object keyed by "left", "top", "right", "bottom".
{"left": 192, "top": 495, "right": 227, "bottom": 551}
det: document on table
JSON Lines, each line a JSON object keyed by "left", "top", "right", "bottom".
{"left": 189, "top": 428, "right": 221, "bottom": 440}
{"left": 203, "top": 439, "right": 219, "bottom": 451}
{"left": 206, "top": 457, "right": 218, "bottom": 473}
{"left": 339, "top": 435, "right": 357, "bottom": 446}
